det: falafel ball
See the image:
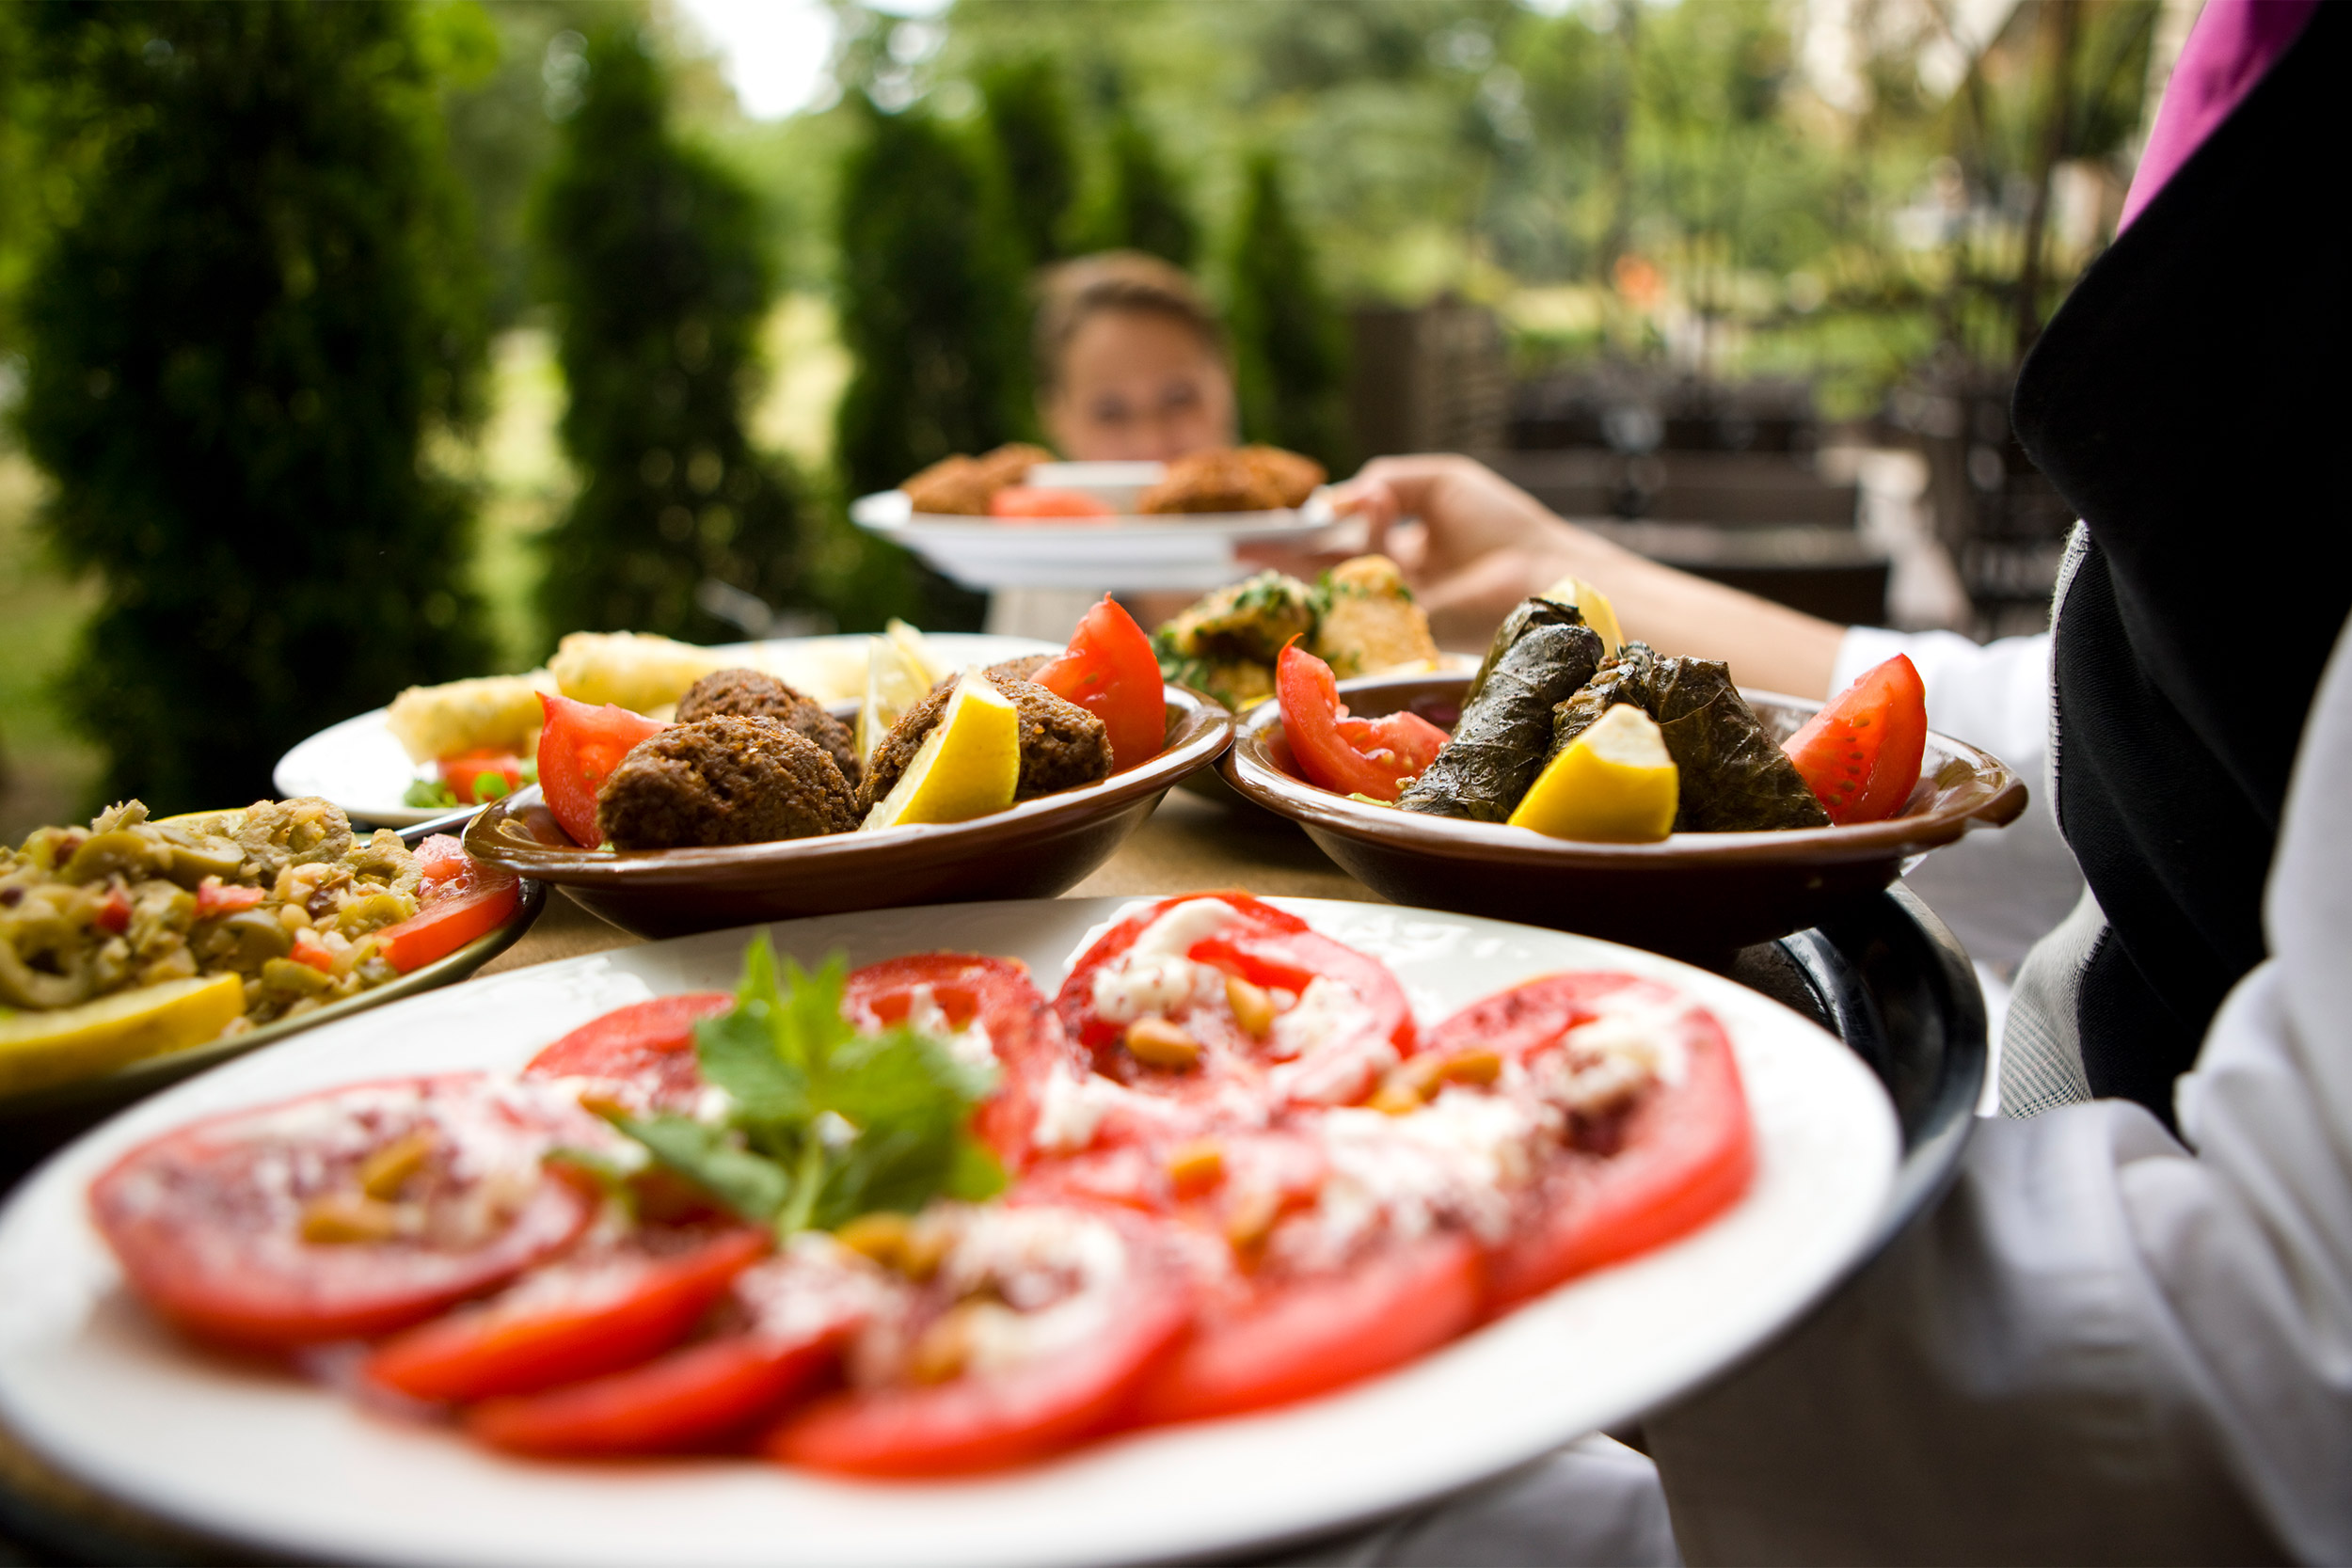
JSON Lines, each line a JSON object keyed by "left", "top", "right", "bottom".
{"left": 675, "top": 667, "right": 862, "bottom": 785}
{"left": 984, "top": 652, "right": 1056, "bottom": 683}
{"left": 596, "top": 716, "right": 858, "bottom": 849}
{"left": 858, "top": 672, "right": 1112, "bottom": 815}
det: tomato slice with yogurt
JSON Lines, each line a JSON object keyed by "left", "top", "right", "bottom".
{"left": 362, "top": 1224, "right": 769, "bottom": 1403}
{"left": 467, "top": 1236, "right": 893, "bottom": 1456}
{"left": 88, "top": 1074, "right": 607, "bottom": 1350}
{"left": 765, "top": 1203, "right": 1194, "bottom": 1476}
{"left": 1417, "top": 973, "right": 1756, "bottom": 1313}
{"left": 521, "top": 993, "right": 736, "bottom": 1115}
{"left": 1043, "top": 894, "right": 1419, "bottom": 1156}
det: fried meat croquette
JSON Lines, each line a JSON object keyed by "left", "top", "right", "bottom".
{"left": 596, "top": 717, "right": 858, "bottom": 849}
{"left": 675, "top": 667, "right": 862, "bottom": 785}
{"left": 1240, "top": 445, "right": 1326, "bottom": 508}
{"left": 858, "top": 670, "right": 1111, "bottom": 815}
{"left": 1135, "top": 445, "right": 1325, "bottom": 515}
{"left": 899, "top": 443, "right": 1055, "bottom": 515}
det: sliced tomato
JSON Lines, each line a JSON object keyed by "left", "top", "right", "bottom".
{"left": 1276, "top": 641, "right": 1447, "bottom": 802}
{"left": 1132, "top": 1230, "right": 1481, "bottom": 1424}
{"left": 195, "top": 876, "right": 266, "bottom": 918}
{"left": 412, "top": 832, "right": 471, "bottom": 889}
{"left": 437, "top": 750, "right": 529, "bottom": 805}
{"left": 766, "top": 1206, "right": 1192, "bottom": 1476}
{"left": 536, "top": 692, "right": 667, "bottom": 847}
{"left": 88, "top": 1075, "right": 602, "bottom": 1350}
{"left": 521, "top": 993, "right": 735, "bottom": 1114}
{"left": 842, "top": 953, "right": 1085, "bottom": 1171}
{"left": 989, "top": 486, "right": 1113, "bottom": 520}
{"left": 373, "top": 871, "right": 520, "bottom": 974}
{"left": 1029, "top": 596, "right": 1166, "bottom": 772}
{"left": 363, "top": 1226, "right": 768, "bottom": 1402}
{"left": 1782, "top": 653, "right": 1929, "bottom": 824}
{"left": 1424, "top": 974, "right": 1756, "bottom": 1314}
{"left": 289, "top": 928, "right": 337, "bottom": 974}
{"left": 466, "top": 1244, "right": 882, "bottom": 1456}
{"left": 94, "top": 887, "right": 132, "bottom": 934}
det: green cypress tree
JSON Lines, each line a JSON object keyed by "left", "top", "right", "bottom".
{"left": 977, "top": 55, "right": 1079, "bottom": 267}
{"left": 1079, "top": 112, "right": 1200, "bottom": 269}
{"left": 1226, "top": 151, "right": 1348, "bottom": 469}
{"left": 532, "top": 25, "right": 802, "bottom": 647}
{"left": 833, "top": 97, "right": 1030, "bottom": 628}
{"left": 17, "top": 1, "right": 491, "bottom": 814}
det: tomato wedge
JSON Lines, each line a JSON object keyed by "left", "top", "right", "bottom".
{"left": 1782, "top": 653, "right": 1929, "bottom": 824}
{"left": 1423, "top": 974, "right": 1756, "bottom": 1314}
{"left": 842, "top": 953, "right": 1085, "bottom": 1172}
{"left": 1029, "top": 596, "right": 1166, "bottom": 772}
{"left": 536, "top": 692, "right": 667, "bottom": 847}
{"left": 989, "top": 486, "right": 1113, "bottom": 520}
{"left": 765, "top": 1205, "right": 1193, "bottom": 1476}
{"left": 88, "top": 1075, "right": 603, "bottom": 1350}
{"left": 1133, "top": 1230, "right": 1481, "bottom": 1424}
{"left": 1275, "top": 642, "right": 1447, "bottom": 802}
{"left": 467, "top": 1243, "right": 884, "bottom": 1456}
{"left": 373, "top": 869, "right": 520, "bottom": 974}
{"left": 363, "top": 1227, "right": 769, "bottom": 1402}
{"left": 437, "top": 750, "right": 529, "bottom": 805}
{"left": 521, "top": 993, "right": 735, "bottom": 1114}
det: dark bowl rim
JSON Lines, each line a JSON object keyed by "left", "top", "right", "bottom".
{"left": 463, "top": 681, "right": 1234, "bottom": 887}
{"left": 1219, "top": 669, "right": 2026, "bottom": 869}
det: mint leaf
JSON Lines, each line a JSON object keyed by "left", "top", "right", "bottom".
{"left": 693, "top": 1006, "right": 808, "bottom": 1120}
{"left": 945, "top": 1133, "right": 1009, "bottom": 1202}
{"left": 612, "top": 1112, "right": 792, "bottom": 1224}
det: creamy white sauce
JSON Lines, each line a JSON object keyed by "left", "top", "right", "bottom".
{"left": 1086, "top": 898, "right": 1239, "bottom": 1024}
{"left": 1268, "top": 975, "right": 1375, "bottom": 1062}
{"left": 1030, "top": 1067, "right": 1189, "bottom": 1154}
{"left": 899, "top": 983, "right": 998, "bottom": 1072}
{"left": 1283, "top": 1090, "right": 1549, "bottom": 1266}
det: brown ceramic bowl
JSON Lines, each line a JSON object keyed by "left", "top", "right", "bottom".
{"left": 463, "top": 685, "right": 1233, "bottom": 939}
{"left": 1221, "top": 671, "right": 2026, "bottom": 957}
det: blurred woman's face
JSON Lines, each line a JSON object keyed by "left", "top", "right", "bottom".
{"left": 1043, "top": 309, "right": 1236, "bottom": 462}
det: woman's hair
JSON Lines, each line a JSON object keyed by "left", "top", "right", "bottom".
{"left": 1033, "top": 251, "right": 1228, "bottom": 395}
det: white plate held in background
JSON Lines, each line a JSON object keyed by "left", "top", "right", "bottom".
{"left": 0, "top": 896, "right": 1898, "bottom": 1568}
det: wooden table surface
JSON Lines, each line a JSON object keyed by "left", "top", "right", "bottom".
{"left": 0, "top": 789, "right": 1378, "bottom": 1562}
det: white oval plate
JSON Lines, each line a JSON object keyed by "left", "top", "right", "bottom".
{"left": 850, "top": 487, "right": 1368, "bottom": 593}
{"left": 273, "top": 633, "right": 1057, "bottom": 829}
{"left": 0, "top": 896, "right": 1898, "bottom": 1568}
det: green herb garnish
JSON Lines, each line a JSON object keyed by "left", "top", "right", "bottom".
{"left": 403, "top": 778, "right": 460, "bottom": 810}
{"left": 604, "top": 936, "right": 1006, "bottom": 1237}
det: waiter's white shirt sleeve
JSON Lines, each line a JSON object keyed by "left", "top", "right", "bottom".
{"left": 1642, "top": 616, "right": 2352, "bottom": 1563}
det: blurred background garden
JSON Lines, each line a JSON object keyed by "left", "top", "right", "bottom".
{"left": 0, "top": 0, "right": 2180, "bottom": 833}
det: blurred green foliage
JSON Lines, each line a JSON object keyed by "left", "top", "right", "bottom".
{"left": 831, "top": 96, "right": 1032, "bottom": 631}
{"left": 15, "top": 0, "right": 493, "bottom": 814}
{"left": 1227, "top": 152, "right": 1347, "bottom": 470}
{"left": 1072, "top": 109, "right": 1201, "bottom": 269}
{"left": 532, "top": 24, "right": 804, "bottom": 648}
{"left": 977, "top": 55, "right": 1080, "bottom": 267}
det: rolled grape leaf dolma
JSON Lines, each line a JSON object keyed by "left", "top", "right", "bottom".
{"left": 1544, "top": 641, "right": 1660, "bottom": 767}
{"left": 1460, "top": 597, "right": 1587, "bottom": 708}
{"left": 1646, "top": 658, "right": 1830, "bottom": 832}
{"left": 1399, "top": 607, "right": 1604, "bottom": 821}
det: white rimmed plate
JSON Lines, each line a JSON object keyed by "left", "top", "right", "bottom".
{"left": 0, "top": 896, "right": 1898, "bottom": 1568}
{"left": 272, "top": 633, "right": 1056, "bottom": 830}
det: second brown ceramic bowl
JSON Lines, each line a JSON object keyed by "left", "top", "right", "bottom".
{"left": 464, "top": 685, "right": 1233, "bottom": 939}
{"left": 1221, "top": 672, "right": 2026, "bottom": 957}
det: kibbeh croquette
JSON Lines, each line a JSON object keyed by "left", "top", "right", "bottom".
{"left": 675, "top": 667, "right": 862, "bottom": 785}
{"left": 596, "top": 716, "right": 858, "bottom": 849}
{"left": 859, "top": 670, "right": 1112, "bottom": 815}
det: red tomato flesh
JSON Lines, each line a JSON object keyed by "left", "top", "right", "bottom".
{"left": 1782, "top": 653, "right": 1929, "bottom": 824}
{"left": 766, "top": 1208, "right": 1193, "bottom": 1476}
{"left": 373, "top": 873, "right": 520, "bottom": 974}
{"left": 1276, "top": 642, "right": 1446, "bottom": 801}
{"left": 521, "top": 993, "right": 734, "bottom": 1115}
{"left": 467, "top": 1249, "right": 875, "bottom": 1456}
{"left": 88, "top": 1075, "right": 601, "bottom": 1350}
{"left": 1423, "top": 974, "right": 1756, "bottom": 1314}
{"left": 437, "top": 750, "right": 529, "bottom": 805}
{"left": 989, "top": 486, "right": 1113, "bottom": 520}
{"left": 364, "top": 1227, "right": 769, "bottom": 1403}
{"left": 536, "top": 692, "right": 667, "bottom": 847}
{"left": 1030, "top": 597, "right": 1167, "bottom": 772}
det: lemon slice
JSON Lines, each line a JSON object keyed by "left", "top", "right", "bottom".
{"left": 1538, "top": 574, "right": 1625, "bottom": 657}
{"left": 884, "top": 619, "right": 941, "bottom": 683}
{"left": 1508, "top": 705, "right": 1677, "bottom": 842}
{"left": 859, "top": 671, "right": 1021, "bottom": 831}
{"left": 1, "top": 973, "right": 246, "bottom": 1097}
{"left": 858, "top": 632, "right": 941, "bottom": 763}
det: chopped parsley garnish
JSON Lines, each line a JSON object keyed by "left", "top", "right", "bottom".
{"left": 600, "top": 936, "right": 1006, "bottom": 1237}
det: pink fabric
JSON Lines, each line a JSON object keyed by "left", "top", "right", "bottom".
{"left": 2120, "top": 0, "right": 2321, "bottom": 232}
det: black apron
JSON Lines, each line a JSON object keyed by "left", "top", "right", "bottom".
{"left": 2012, "top": 1, "right": 2349, "bottom": 1122}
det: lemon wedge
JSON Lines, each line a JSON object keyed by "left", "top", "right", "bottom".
{"left": 858, "top": 629, "right": 941, "bottom": 763}
{"left": 1, "top": 973, "right": 246, "bottom": 1097}
{"left": 1537, "top": 574, "right": 1625, "bottom": 657}
{"left": 1509, "top": 705, "right": 1677, "bottom": 842}
{"left": 859, "top": 671, "right": 1021, "bottom": 831}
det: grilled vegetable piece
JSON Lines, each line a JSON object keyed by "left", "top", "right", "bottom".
{"left": 1545, "top": 641, "right": 1660, "bottom": 766}
{"left": 1646, "top": 657, "right": 1831, "bottom": 832}
{"left": 1155, "top": 571, "right": 1315, "bottom": 667}
{"left": 1398, "top": 611, "right": 1605, "bottom": 822}
{"left": 1310, "top": 556, "right": 1439, "bottom": 678}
